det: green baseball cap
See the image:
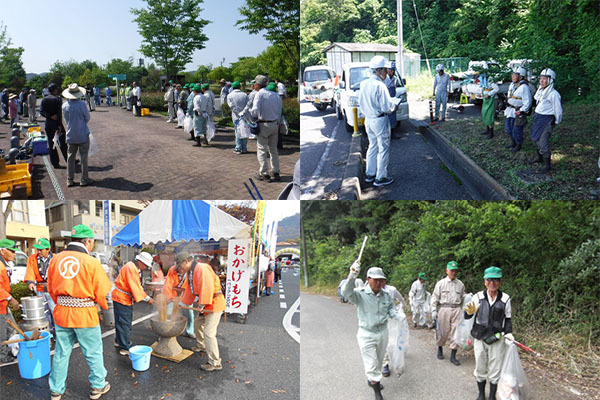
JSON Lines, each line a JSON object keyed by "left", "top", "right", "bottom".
{"left": 0, "top": 238, "right": 18, "bottom": 251}
{"left": 484, "top": 266, "right": 502, "bottom": 279}
{"left": 192, "top": 84, "right": 202, "bottom": 92}
{"left": 183, "top": 84, "right": 189, "bottom": 89}
{"left": 266, "top": 82, "right": 277, "bottom": 92}
{"left": 33, "top": 238, "right": 51, "bottom": 250}
{"left": 418, "top": 272, "right": 427, "bottom": 281}
{"left": 447, "top": 261, "right": 458, "bottom": 270}
{"left": 70, "top": 224, "right": 94, "bottom": 239}
{"left": 201, "top": 83, "right": 209, "bottom": 90}
{"left": 231, "top": 81, "right": 241, "bottom": 89}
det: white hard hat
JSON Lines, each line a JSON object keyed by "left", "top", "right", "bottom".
{"left": 513, "top": 67, "right": 527, "bottom": 77}
{"left": 369, "top": 55, "right": 388, "bottom": 70}
{"left": 135, "top": 251, "right": 153, "bottom": 268}
{"left": 436, "top": 64, "right": 444, "bottom": 72}
{"left": 367, "top": 267, "right": 386, "bottom": 280}
{"left": 540, "top": 68, "right": 556, "bottom": 81}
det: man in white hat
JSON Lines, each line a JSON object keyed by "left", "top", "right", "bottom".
{"left": 358, "top": 56, "right": 401, "bottom": 188}
{"left": 433, "top": 64, "right": 451, "bottom": 121}
{"left": 27, "top": 88, "right": 37, "bottom": 123}
{"left": 342, "top": 260, "right": 398, "bottom": 400}
{"left": 111, "top": 252, "right": 155, "bottom": 356}
{"left": 503, "top": 66, "right": 532, "bottom": 152}
{"left": 62, "top": 83, "right": 93, "bottom": 187}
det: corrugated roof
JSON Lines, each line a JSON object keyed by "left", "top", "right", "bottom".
{"left": 323, "top": 42, "right": 417, "bottom": 54}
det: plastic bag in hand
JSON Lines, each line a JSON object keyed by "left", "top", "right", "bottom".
{"left": 497, "top": 342, "right": 530, "bottom": 400}
{"left": 206, "top": 118, "right": 216, "bottom": 143}
{"left": 453, "top": 293, "right": 474, "bottom": 350}
{"left": 183, "top": 115, "right": 193, "bottom": 133}
{"left": 88, "top": 132, "right": 99, "bottom": 157}
{"left": 386, "top": 307, "right": 409, "bottom": 377}
{"left": 177, "top": 108, "right": 185, "bottom": 126}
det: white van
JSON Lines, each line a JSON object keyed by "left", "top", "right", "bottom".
{"left": 334, "top": 62, "right": 409, "bottom": 132}
{"left": 302, "top": 65, "right": 337, "bottom": 111}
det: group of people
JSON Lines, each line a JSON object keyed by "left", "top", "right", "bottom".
{"left": 342, "top": 259, "right": 514, "bottom": 400}
{"left": 0, "top": 224, "right": 227, "bottom": 400}
{"left": 83, "top": 83, "right": 142, "bottom": 116}
{"left": 1, "top": 87, "right": 39, "bottom": 128}
{"left": 433, "top": 63, "right": 563, "bottom": 173}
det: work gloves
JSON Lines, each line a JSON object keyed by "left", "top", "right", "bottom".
{"left": 464, "top": 302, "right": 480, "bottom": 315}
{"left": 504, "top": 333, "right": 515, "bottom": 343}
{"left": 431, "top": 310, "right": 437, "bottom": 321}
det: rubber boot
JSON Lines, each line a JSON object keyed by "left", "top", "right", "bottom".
{"left": 480, "top": 126, "right": 489, "bottom": 136}
{"left": 476, "top": 381, "right": 486, "bottom": 400}
{"left": 511, "top": 142, "right": 521, "bottom": 152}
{"left": 194, "top": 137, "right": 202, "bottom": 147}
{"left": 486, "top": 126, "right": 494, "bottom": 140}
{"left": 488, "top": 383, "right": 497, "bottom": 400}
{"left": 437, "top": 346, "right": 444, "bottom": 360}
{"left": 450, "top": 349, "right": 461, "bottom": 365}
{"left": 541, "top": 156, "right": 551, "bottom": 172}
{"left": 504, "top": 138, "right": 516, "bottom": 149}
{"left": 368, "top": 381, "right": 384, "bottom": 400}
{"left": 528, "top": 153, "right": 543, "bottom": 164}
{"left": 189, "top": 131, "right": 195, "bottom": 140}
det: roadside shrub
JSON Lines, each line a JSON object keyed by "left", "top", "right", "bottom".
{"left": 283, "top": 97, "right": 299, "bottom": 133}
{"left": 10, "top": 281, "right": 34, "bottom": 321}
{"left": 141, "top": 92, "right": 167, "bottom": 111}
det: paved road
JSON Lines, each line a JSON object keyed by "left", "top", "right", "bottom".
{"left": 299, "top": 97, "right": 471, "bottom": 200}
{"left": 0, "top": 104, "right": 299, "bottom": 200}
{"left": 0, "top": 270, "right": 300, "bottom": 399}
{"left": 301, "top": 292, "right": 574, "bottom": 400}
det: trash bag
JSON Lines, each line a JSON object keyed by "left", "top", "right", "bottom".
{"left": 206, "top": 117, "right": 216, "bottom": 143}
{"left": 238, "top": 118, "right": 250, "bottom": 139}
{"left": 279, "top": 115, "right": 289, "bottom": 135}
{"left": 88, "top": 132, "right": 99, "bottom": 157}
{"left": 177, "top": 108, "right": 185, "bottom": 126}
{"left": 183, "top": 115, "right": 193, "bottom": 133}
{"left": 421, "top": 291, "right": 433, "bottom": 327}
{"left": 497, "top": 342, "right": 530, "bottom": 400}
{"left": 387, "top": 307, "right": 409, "bottom": 377}
{"left": 453, "top": 293, "right": 474, "bottom": 350}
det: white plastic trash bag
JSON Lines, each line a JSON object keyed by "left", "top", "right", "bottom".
{"left": 453, "top": 293, "right": 474, "bottom": 349}
{"left": 177, "top": 108, "right": 185, "bottom": 126}
{"left": 206, "top": 118, "right": 216, "bottom": 143}
{"left": 497, "top": 342, "right": 530, "bottom": 400}
{"left": 387, "top": 307, "right": 409, "bottom": 377}
{"left": 421, "top": 291, "right": 433, "bottom": 327}
{"left": 88, "top": 132, "right": 99, "bottom": 157}
{"left": 183, "top": 115, "right": 193, "bottom": 133}
{"left": 238, "top": 119, "right": 250, "bottom": 139}
{"left": 279, "top": 115, "right": 289, "bottom": 135}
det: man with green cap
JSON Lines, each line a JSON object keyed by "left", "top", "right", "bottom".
{"left": 25, "top": 238, "right": 56, "bottom": 330}
{"left": 193, "top": 84, "right": 209, "bottom": 146}
{"left": 409, "top": 272, "right": 429, "bottom": 328}
{"left": 227, "top": 81, "right": 250, "bottom": 154}
{"left": 431, "top": 260, "right": 465, "bottom": 365}
{"left": 0, "top": 238, "right": 20, "bottom": 363}
{"left": 464, "top": 267, "right": 513, "bottom": 400}
{"left": 47, "top": 225, "right": 112, "bottom": 400}
{"left": 176, "top": 84, "right": 189, "bottom": 129}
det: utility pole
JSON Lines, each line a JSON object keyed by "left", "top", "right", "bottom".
{"left": 397, "top": 0, "right": 404, "bottom": 77}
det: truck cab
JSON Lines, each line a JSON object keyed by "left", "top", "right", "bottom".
{"left": 302, "top": 65, "right": 337, "bottom": 111}
{"left": 334, "top": 62, "right": 409, "bottom": 132}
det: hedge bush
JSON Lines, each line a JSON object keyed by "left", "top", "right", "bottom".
{"left": 140, "top": 92, "right": 167, "bottom": 111}
{"left": 10, "top": 281, "right": 34, "bottom": 321}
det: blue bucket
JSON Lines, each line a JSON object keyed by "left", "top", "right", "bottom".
{"left": 17, "top": 330, "right": 52, "bottom": 379}
{"left": 128, "top": 345, "right": 152, "bottom": 371}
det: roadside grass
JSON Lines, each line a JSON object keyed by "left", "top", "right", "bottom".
{"left": 405, "top": 73, "right": 435, "bottom": 100}
{"left": 434, "top": 102, "right": 599, "bottom": 199}
{"left": 300, "top": 282, "right": 337, "bottom": 297}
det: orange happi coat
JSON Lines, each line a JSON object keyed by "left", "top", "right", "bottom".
{"left": 163, "top": 265, "right": 194, "bottom": 305}
{"left": 185, "top": 262, "right": 225, "bottom": 313}
{"left": 112, "top": 261, "right": 149, "bottom": 306}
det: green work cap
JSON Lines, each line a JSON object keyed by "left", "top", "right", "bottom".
{"left": 266, "top": 82, "right": 277, "bottom": 92}
{"left": 0, "top": 238, "right": 18, "bottom": 251}
{"left": 447, "top": 261, "right": 458, "bottom": 270}
{"left": 201, "top": 83, "right": 209, "bottom": 90}
{"left": 33, "top": 238, "right": 51, "bottom": 250}
{"left": 232, "top": 81, "right": 241, "bottom": 89}
{"left": 70, "top": 224, "right": 94, "bottom": 239}
{"left": 169, "top": 80, "right": 174, "bottom": 84}
{"left": 192, "top": 84, "right": 202, "bottom": 92}
{"left": 484, "top": 266, "right": 502, "bottom": 279}
{"left": 250, "top": 80, "right": 255, "bottom": 85}
{"left": 418, "top": 272, "right": 427, "bottom": 281}
{"left": 183, "top": 84, "right": 189, "bottom": 88}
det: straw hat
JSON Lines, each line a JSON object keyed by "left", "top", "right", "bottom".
{"left": 9, "top": 94, "right": 17, "bottom": 100}
{"left": 62, "top": 83, "right": 86, "bottom": 100}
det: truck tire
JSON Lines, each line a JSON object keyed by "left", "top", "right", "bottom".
{"left": 343, "top": 112, "right": 353, "bottom": 133}
{"left": 314, "top": 103, "right": 327, "bottom": 111}
{"left": 336, "top": 103, "right": 343, "bottom": 120}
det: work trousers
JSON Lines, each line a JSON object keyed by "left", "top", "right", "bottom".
{"left": 436, "top": 306, "right": 461, "bottom": 350}
{"left": 166, "top": 302, "right": 195, "bottom": 336}
{"left": 505, "top": 117, "right": 525, "bottom": 146}
{"left": 194, "top": 311, "right": 223, "bottom": 367}
{"left": 94, "top": 95, "right": 100, "bottom": 106}
{"left": 67, "top": 140, "right": 89, "bottom": 181}
{"left": 257, "top": 121, "right": 280, "bottom": 175}
{"left": 0, "top": 311, "right": 17, "bottom": 363}
{"left": 435, "top": 90, "right": 448, "bottom": 119}
{"left": 126, "top": 98, "right": 132, "bottom": 111}
{"left": 106, "top": 95, "right": 113, "bottom": 107}
{"left": 132, "top": 96, "right": 140, "bottom": 116}
{"left": 365, "top": 116, "right": 391, "bottom": 180}
{"left": 49, "top": 324, "right": 107, "bottom": 395}
{"left": 474, "top": 338, "right": 506, "bottom": 384}
{"left": 113, "top": 301, "right": 133, "bottom": 350}
{"left": 357, "top": 326, "right": 388, "bottom": 382}
{"left": 28, "top": 106, "right": 36, "bottom": 123}
{"left": 412, "top": 301, "right": 427, "bottom": 326}
{"left": 234, "top": 119, "right": 248, "bottom": 153}
{"left": 168, "top": 102, "right": 175, "bottom": 121}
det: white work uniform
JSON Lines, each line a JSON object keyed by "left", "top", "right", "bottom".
{"left": 227, "top": 89, "right": 249, "bottom": 140}
{"left": 433, "top": 73, "right": 451, "bottom": 119}
{"left": 193, "top": 92, "right": 208, "bottom": 137}
{"left": 504, "top": 81, "right": 532, "bottom": 118}
{"left": 534, "top": 85, "right": 562, "bottom": 124}
{"left": 251, "top": 88, "right": 283, "bottom": 175}
{"left": 164, "top": 88, "right": 175, "bottom": 121}
{"left": 342, "top": 270, "right": 397, "bottom": 382}
{"left": 383, "top": 285, "right": 405, "bottom": 308}
{"left": 409, "top": 279, "right": 428, "bottom": 326}
{"left": 431, "top": 276, "right": 465, "bottom": 349}
{"left": 358, "top": 74, "right": 399, "bottom": 181}
{"left": 277, "top": 82, "right": 287, "bottom": 97}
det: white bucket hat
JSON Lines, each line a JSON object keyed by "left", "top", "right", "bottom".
{"left": 62, "top": 83, "right": 86, "bottom": 99}
{"left": 135, "top": 251, "right": 153, "bottom": 268}
{"left": 367, "top": 267, "right": 386, "bottom": 280}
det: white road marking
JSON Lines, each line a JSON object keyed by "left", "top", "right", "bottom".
{"left": 280, "top": 294, "right": 285, "bottom": 299}
{"left": 282, "top": 297, "right": 300, "bottom": 344}
{"left": 302, "top": 119, "right": 342, "bottom": 198}
{"left": 280, "top": 302, "right": 287, "bottom": 309}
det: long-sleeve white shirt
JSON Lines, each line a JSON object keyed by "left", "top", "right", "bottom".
{"left": 251, "top": 88, "right": 283, "bottom": 121}
{"left": 433, "top": 73, "right": 451, "bottom": 94}
{"left": 409, "top": 279, "right": 427, "bottom": 304}
{"left": 164, "top": 88, "right": 174, "bottom": 103}
{"left": 131, "top": 86, "right": 141, "bottom": 98}
{"left": 534, "top": 86, "right": 562, "bottom": 124}
{"left": 227, "top": 89, "right": 248, "bottom": 122}
{"left": 193, "top": 92, "right": 208, "bottom": 113}
{"left": 358, "top": 74, "right": 399, "bottom": 119}
{"left": 504, "top": 81, "right": 532, "bottom": 118}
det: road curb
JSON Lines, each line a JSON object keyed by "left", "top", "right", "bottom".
{"left": 407, "top": 119, "right": 514, "bottom": 200}
{"left": 339, "top": 132, "right": 363, "bottom": 200}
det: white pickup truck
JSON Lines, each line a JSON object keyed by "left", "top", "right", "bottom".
{"left": 302, "top": 65, "right": 337, "bottom": 111}
{"left": 334, "top": 62, "right": 409, "bottom": 133}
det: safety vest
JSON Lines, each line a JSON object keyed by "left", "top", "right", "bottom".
{"left": 47, "top": 245, "right": 111, "bottom": 328}
{"left": 163, "top": 265, "right": 194, "bottom": 305}
{"left": 469, "top": 290, "right": 511, "bottom": 340}
{"left": 186, "top": 263, "right": 225, "bottom": 313}
{"left": 112, "top": 261, "right": 148, "bottom": 306}
{"left": 25, "top": 253, "right": 53, "bottom": 292}
{"left": 0, "top": 259, "right": 11, "bottom": 314}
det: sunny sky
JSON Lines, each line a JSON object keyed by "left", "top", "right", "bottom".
{"left": 1, "top": 0, "right": 270, "bottom": 74}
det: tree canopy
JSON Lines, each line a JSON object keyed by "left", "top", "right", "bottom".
{"left": 0, "top": 22, "right": 26, "bottom": 89}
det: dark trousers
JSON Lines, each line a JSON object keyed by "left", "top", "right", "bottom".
{"left": 46, "top": 122, "right": 68, "bottom": 167}
{"left": 113, "top": 301, "right": 133, "bottom": 350}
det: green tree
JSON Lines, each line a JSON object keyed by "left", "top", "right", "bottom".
{"left": 231, "top": 57, "right": 260, "bottom": 83}
{"left": 27, "top": 74, "right": 49, "bottom": 94}
{"left": 191, "top": 64, "right": 212, "bottom": 84}
{"left": 131, "top": 0, "right": 210, "bottom": 82}
{"left": 0, "top": 22, "right": 26, "bottom": 89}
{"left": 257, "top": 44, "right": 297, "bottom": 82}
{"left": 206, "top": 66, "right": 233, "bottom": 82}
{"left": 141, "top": 64, "right": 162, "bottom": 90}
{"left": 78, "top": 69, "right": 94, "bottom": 87}
{"left": 237, "top": 0, "right": 299, "bottom": 70}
